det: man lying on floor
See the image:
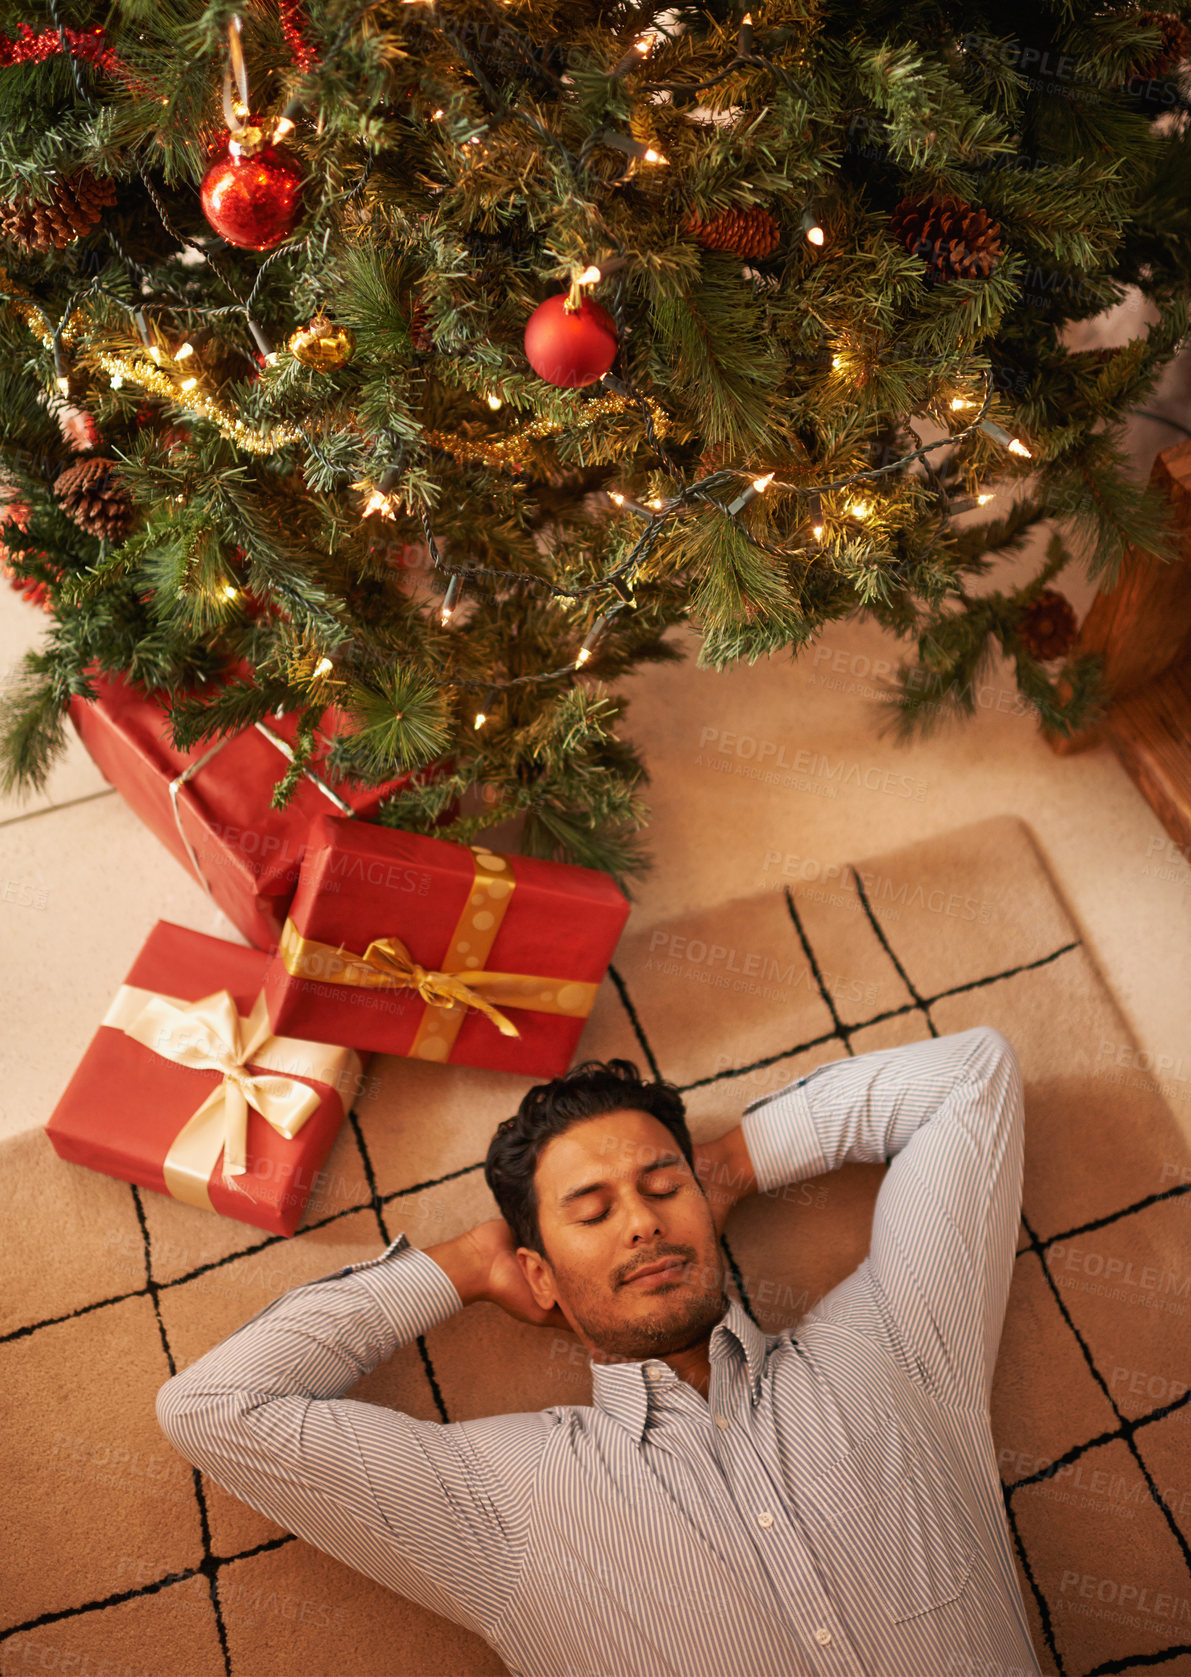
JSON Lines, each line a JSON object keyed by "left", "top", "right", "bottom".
{"left": 157, "top": 1023, "right": 1042, "bottom": 1677}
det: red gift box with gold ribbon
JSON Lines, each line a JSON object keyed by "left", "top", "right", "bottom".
{"left": 69, "top": 669, "right": 451, "bottom": 950}
{"left": 45, "top": 920, "right": 368, "bottom": 1237}
{"left": 262, "top": 814, "right": 631, "bottom": 1077}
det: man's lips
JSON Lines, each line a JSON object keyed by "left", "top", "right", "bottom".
{"left": 623, "top": 1258, "right": 688, "bottom": 1286}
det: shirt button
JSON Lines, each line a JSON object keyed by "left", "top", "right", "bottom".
{"left": 714, "top": 1414, "right": 731, "bottom": 1431}
{"left": 645, "top": 1367, "right": 664, "bottom": 1381}
{"left": 813, "top": 1628, "right": 832, "bottom": 1647}
{"left": 757, "top": 1510, "right": 774, "bottom": 1529}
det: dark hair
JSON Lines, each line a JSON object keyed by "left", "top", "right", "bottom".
{"left": 484, "top": 1059, "right": 695, "bottom": 1258}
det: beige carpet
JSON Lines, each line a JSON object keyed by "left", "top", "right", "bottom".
{"left": 2, "top": 813, "right": 1189, "bottom": 1677}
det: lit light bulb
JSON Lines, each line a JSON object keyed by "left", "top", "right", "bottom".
{"left": 849, "top": 500, "right": 871, "bottom": 519}
{"left": 609, "top": 490, "right": 625, "bottom": 505}
{"left": 647, "top": 496, "right": 664, "bottom": 508}
{"left": 832, "top": 353, "right": 845, "bottom": 370}
{"left": 474, "top": 710, "right": 488, "bottom": 729}
{"left": 174, "top": 341, "right": 195, "bottom": 361}
{"left": 801, "top": 205, "right": 824, "bottom": 245}
{"left": 148, "top": 344, "right": 163, "bottom": 364}
{"left": 486, "top": 392, "right": 503, "bottom": 409}
{"left": 979, "top": 418, "right": 1032, "bottom": 459}
{"left": 726, "top": 472, "right": 774, "bottom": 515}
{"left": 642, "top": 147, "right": 667, "bottom": 164}
{"left": 272, "top": 116, "right": 295, "bottom": 140}
{"left": 812, "top": 523, "right": 824, "bottom": 540}
{"left": 634, "top": 31, "right": 656, "bottom": 53}
{"left": 977, "top": 491, "right": 995, "bottom": 505}
{"left": 431, "top": 108, "right": 445, "bottom": 119}
{"left": 313, "top": 657, "right": 334, "bottom": 677}
{"left": 577, "top": 264, "right": 602, "bottom": 285}
{"left": 575, "top": 614, "right": 609, "bottom": 667}
{"left": 221, "top": 584, "right": 238, "bottom": 600}
{"left": 440, "top": 575, "right": 462, "bottom": 625}
{"left": 55, "top": 375, "right": 70, "bottom": 395}
{"left": 806, "top": 226, "right": 825, "bottom": 246}
{"left": 179, "top": 376, "right": 198, "bottom": 391}
{"left": 363, "top": 489, "right": 394, "bottom": 518}
{"left": 950, "top": 397, "right": 974, "bottom": 411}
{"left": 264, "top": 351, "right": 278, "bottom": 367}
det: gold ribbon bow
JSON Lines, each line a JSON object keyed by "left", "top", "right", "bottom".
{"left": 103, "top": 985, "right": 360, "bottom": 1213}
{"left": 353, "top": 935, "right": 521, "bottom": 1037}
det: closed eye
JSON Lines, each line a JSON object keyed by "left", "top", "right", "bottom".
{"left": 580, "top": 1188, "right": 678, "bottom": 1225}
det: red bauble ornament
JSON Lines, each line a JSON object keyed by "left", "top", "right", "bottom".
{"left": 199, "top": 124, "right": 305, "bottom": 252}
{"left": 523, "top": 294, "right": 618, "bottom": 387}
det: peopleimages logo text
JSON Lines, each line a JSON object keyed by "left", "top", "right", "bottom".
{"left": 696, "top": 728, "right": 927, "bottom": 799}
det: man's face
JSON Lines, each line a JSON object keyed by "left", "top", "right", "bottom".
{"left": 517, "top": 1109, "right": 728, "bottom": 1365}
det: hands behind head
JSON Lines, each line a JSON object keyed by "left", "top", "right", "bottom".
{"left": 461, "top": 1217, "right": 572, "bottom": 1330}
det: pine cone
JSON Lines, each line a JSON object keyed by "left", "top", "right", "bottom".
{"left": 683, "top": 206, "right": 781, "bottom": 260}
{"left": 53, "top": 457, "right": 133, "bottom": 540}
{"left": 890, "top": 194, "right": 1002, "bottom": 285}
{"left": 0, "top": 170, "right": 116, "bottom": 252}
{"left": 1128, "top": 10, "right": 1191, "bottom": 78}
{"left": 1017, "top": 589, "right": 1077, "bottom": 661}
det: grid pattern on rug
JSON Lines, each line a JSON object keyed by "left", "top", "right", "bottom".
{"left": 3, "top": 869, "right": 1190, "bottom": 1677}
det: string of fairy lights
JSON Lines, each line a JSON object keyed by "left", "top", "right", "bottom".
{"left": 2, "top": 5, "right": 1037, "bottom": 736}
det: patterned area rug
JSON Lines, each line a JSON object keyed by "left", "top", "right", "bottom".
{"left": 2, "top": 814, "right": 1189, "bottom": 1677}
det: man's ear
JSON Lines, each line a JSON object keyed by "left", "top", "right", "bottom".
{"left": 517, "top": 1245, "right": 557, "bottom": 1310}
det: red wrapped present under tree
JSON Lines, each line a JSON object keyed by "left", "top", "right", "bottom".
{"left": 263, "top": 814, "right": 631, "bottom": 1077}
{"left": 45, "top": 921, "right": 369, "bottom": 1237}
{"left": 69, "top": 670, "right": 450, "bottom": 949}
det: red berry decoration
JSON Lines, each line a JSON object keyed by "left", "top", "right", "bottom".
{"left": 523, "top": 294, "right": 618, "bottom": 388}
{"left": 199, "top": 122, "right": 305, "bottom": 252}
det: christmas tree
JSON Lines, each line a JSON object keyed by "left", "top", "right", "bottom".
{"left": 2, "top": 0, "right": 1191, "bottom": 882}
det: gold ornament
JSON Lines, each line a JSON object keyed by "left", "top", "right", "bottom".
{"left": 288, "top": 313, "right": 356, "bottom": 371}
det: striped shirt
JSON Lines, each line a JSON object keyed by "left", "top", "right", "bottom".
{"left": 157, "top": 1023, "right": 1041, "bottom": 1677}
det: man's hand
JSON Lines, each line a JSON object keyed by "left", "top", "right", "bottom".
{"left": 692, "top": 1127, "right": 758, "bottom": 1240}
{"left": 457, "top": 1219, "right": 572, "bottom": 1330}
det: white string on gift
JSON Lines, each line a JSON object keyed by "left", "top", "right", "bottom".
{"left": 167, "top": 717, "right": 355, "bottom": 903}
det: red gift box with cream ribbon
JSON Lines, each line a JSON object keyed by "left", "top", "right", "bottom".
{"left": 45, "top": 920, "right": 368, "bottom": 1236}
{"left": 262, "top": 814, "right": 632, "bottom": 1077}
{"left": 69, "top": 669, "right": 450, "bottom": 950}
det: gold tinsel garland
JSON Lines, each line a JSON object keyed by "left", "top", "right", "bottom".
{"left": 90, "top": 345, "right": 304, "bottom": 454}
{"left": 1, "top": 277, "right": 302, "bottom": 455}
{"left": 422, "top": 390, "right": 671, "bottom": 469}
{"left": 2, "top": 275, "right": 669, "bottom": 470}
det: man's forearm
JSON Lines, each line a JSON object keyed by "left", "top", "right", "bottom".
{"left": 710, "top": 1124, "right": 759, "bottom": 1202}
{"left": 158, "top": 1234, "right": 467, "bottom": 1454}
{"left": 422, "top": 1230, "right": 488, "bottom": 1307}
{"left": 695, "top": 1124, "right": 760, "bottom": 1226}
{"left": 739, "top": 1027, "right": 1020, "bottom": 1196}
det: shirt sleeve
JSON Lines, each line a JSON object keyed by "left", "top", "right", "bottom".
{"left": 739, "top": 1024, "right": 1025, "bottom": 1409}
{"left": 155, "top": 1232, "right": 551, "bottom": 1639}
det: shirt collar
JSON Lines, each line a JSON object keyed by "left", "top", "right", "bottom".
{"left": 589, "top": 1296, "right": 769, "bottom": 1444}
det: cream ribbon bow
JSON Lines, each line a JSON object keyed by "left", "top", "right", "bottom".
{"left": 104, "top": 986, "right": 337, "bottom": 1212}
